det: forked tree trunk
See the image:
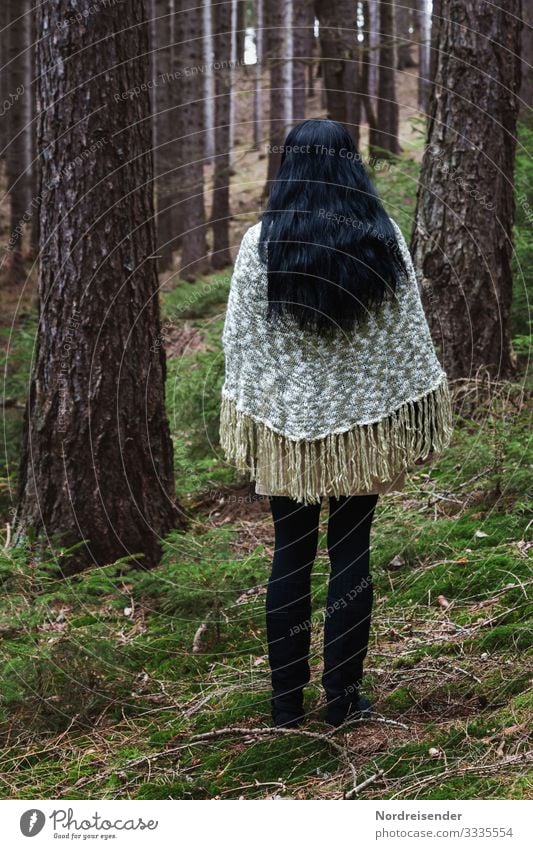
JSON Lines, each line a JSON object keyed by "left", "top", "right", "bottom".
{"left": 15, "top": 0, "right": 179, "bottom": 573}
{"left": 411, "top": 0, "right": 522, "bottom": 380}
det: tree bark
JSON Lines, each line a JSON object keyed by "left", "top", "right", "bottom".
{"left": 15, "top": 0, "right": 179, "bottom": 572}
{"left": 411, "top": 0, "right": 522, "bottom": 380}
{"left": 202, "top": 0, "right": 215, "bottom": 160}
{"left": 293, "top": 0, "right": 314, "bottom": 121}
{"left": 0, "top": 1, "right": 9, "bottom": 155}
{"left": 5, "top": 0, "right": 31, "bottom": 282}
{"left": 370, "top": 0, "right": 400, "bottom": 156}
{"left": 236, "top": 0, "right": 246, "bottom": 64}
{"left": 520, "top": 0, "right": 533, "bottom": 114}
{"left": 211, "top": 0, "right": 232, "bottom": 269}
{"left": 367, "top": 0, "right": 379, "bottom": 100}
{"left": 361, "top": 0, "right": 378, "bottom": 135}
{"left": 253, "top": 0, "right": 264, "bottom": 148}
{"left": 154, "top": 0, "right": 176, "bottom": 270}
{"left": 28, "top": 5, "right": 39, "bottom": 259}
{"left": 264, "top": 2, "right": 290, "bottom": 193}
{"left": 396, "top": 0, "right": 416, "bottom": 69}
{"left": 176, "top": 0, "right": 209, "bottom": 280}
{"left": 415, "top": 0, "right": 431, "bottom": 112}
{"left": 315, "top": 0, "right": 360, "bottom": 146}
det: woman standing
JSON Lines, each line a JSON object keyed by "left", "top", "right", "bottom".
{"left": 220, "top": 119, "right": 453, "bottom": 728}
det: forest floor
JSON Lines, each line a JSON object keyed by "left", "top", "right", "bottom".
{"left": 0, "top": 84, "right": 531, "bottom": 799}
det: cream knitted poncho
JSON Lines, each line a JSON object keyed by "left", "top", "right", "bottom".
{"left": 220, "top": 218, "right": 454, "bottom": 504}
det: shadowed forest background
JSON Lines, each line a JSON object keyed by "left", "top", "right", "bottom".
{"left": 0, "top": 0, "right": 532, "bottom": 800}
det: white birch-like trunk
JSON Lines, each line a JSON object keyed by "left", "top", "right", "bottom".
{"left": 282, "top": 0, "right": 294, "bottom": 134}
{"left": 228, "top": 0, "right": 238, "bottom": 163}
{"left": 253, "top": 0, "right": 264, "bottom": 148}
{"left": 203, "top": 0, "right": 215, "bottom": 160}
{"left": 417, "top": 0, "right": 431, "bottom": 112}
{"left": 368, "top": 0, "right": 379, "bottom": 101}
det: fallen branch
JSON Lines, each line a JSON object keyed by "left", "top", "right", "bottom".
{"left": 344, "top": 768, "right": 385, "bottom": 799}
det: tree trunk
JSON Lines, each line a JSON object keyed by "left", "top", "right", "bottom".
{"left": 253, "top": 0, "right": 264, "bottom": 148}
{"left": 211, "top": 0, "right": 232, "bottom": 269}
{"left": 15, "top": 0, "right": 179, "bottom": 573}
{"left": 264, "top": 2, "right": 290, "bottom": 194}
{"left": 5, "top": 0, "right": 31, "bottom": 282}
{"left": 315, "top": 0, "right": 360, "bottom": 146}
{"left": 361, "top": 0, "right": 378, "bottom": 135}
{"left": 0, "top": 1, "right": 9, "bottom": 155}
{"left": 203, "top": 0, "right": 215, "bottom": 160}
{"left": 396, "top": 0, "right": 416, "bottom": 69}
{"left": 176, "top": 0, "right": 209, "bottom": 280}
{"left": 154, "top": 0, "right": 176, "bottom": 271}
{"left": 520, "top": 0, "right": 533, "bottom": 114}
{"left": 28, "top": 5, "right": 39, "bottom": 259}
{"left": 416, "top": 0, "right": 431, "bottom": 112}
{"left": 293, "top": 0, "right": 315, "bottom": 121}
{"left": 236, "top": 0, "right": 246, "bottom": 64}
{"left": 370, "top": 0, "right": 400, "bottom": 156}
{"left": 228, "top": 0, "right": 238, "bottom": 158}
{"left": 411, "top": 0, "right": 522, "bottom": 380}
{"left": 427, "top": 0, "right": 442, "bottom": 108}
{"left": 367, "top": 0, "right": 379, "bottom": 100}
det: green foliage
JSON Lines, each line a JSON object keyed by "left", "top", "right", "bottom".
{"left": 512, "top": 123, "right": 533, "bottom": 338}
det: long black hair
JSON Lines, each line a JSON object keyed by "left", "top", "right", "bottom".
{"left": 259, "top": 119, "right": 407, "bottom": 336}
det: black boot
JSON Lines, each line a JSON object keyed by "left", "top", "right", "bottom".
{"left": 325, "top": 693, "right": 373, "bottom": 727}
{"left": 266, "top": 609, "right": 311, "bottom": 727}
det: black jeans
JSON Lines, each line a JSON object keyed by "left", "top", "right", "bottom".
{"left": 265, "top": 493, "right": 379, "bottom": 721}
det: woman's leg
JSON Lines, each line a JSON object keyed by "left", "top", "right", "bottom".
{"left": 266, "top": 495, "right": 322, "bottom": 725}
{"left": 322, "top": 493, "right": 379, "bottom": 724}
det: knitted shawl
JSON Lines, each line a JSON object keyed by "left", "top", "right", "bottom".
{"left": 220, "top": 218, "right": 454, "bottom": 504}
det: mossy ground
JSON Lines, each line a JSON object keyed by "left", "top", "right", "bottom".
{"left": 0, "top": 130, "right": 531, "bottom": 800}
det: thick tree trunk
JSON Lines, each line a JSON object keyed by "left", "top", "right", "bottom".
{"left": 5, "top": 0, "right": 31, "bottom": 282}
{"left": 15, "top": 0, "right": 179, "bottom": 573}
{"left": 176, "top": 0, "right": 209, "bottom": 280}
{"left": 370, "top": 0, "right": 400, "bottom": 156}
{"left": 0, "top": 1, "right": 9, "bottom": 155}
{"left": 154, "top": 0, "right": 175, "bottom": 270}
{"left": 211, "top": 0, "right": 232, "bottom": 269}
{"left": 315, "top": 0, "right": 360, "bottom": 146}
{"left": 411, "top": 0, "right": 522, "bottom": 380}
{"left": 28, "top": 5, "right": 39, "bottom": 259}
{"left": 520, "top": 0, "right": 533, "bottom": 114}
